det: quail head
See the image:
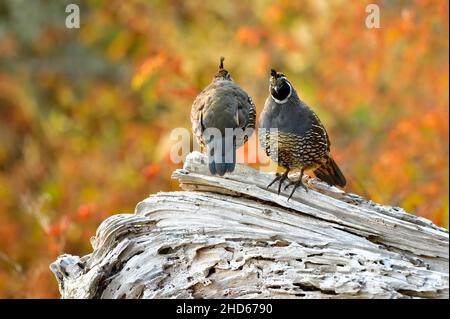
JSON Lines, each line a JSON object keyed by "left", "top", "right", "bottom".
{"left": 258, "top": 69, "right": 346, "bottom": 199}
{"left": 191, "top": 57, "right": 256, "bottom": 176}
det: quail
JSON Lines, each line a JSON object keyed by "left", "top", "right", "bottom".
{"left": 191, "top": 57, "right": 256, "bottom": 176}
{"left": 259, "top": 69, "right": 346, "bottom": 199}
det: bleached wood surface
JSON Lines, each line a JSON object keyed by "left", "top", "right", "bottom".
{"left": 50, "top": 152, "right": 449, "bottom": 298}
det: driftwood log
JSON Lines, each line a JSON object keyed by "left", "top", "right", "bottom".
{"left": 50, "top": 152, "right": 449, "bottom": 298}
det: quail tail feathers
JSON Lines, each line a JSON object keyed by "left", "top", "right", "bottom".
{"left": 313, "top": 157, "right": 346, "bottom": 187}
{"left": 207, "top": 136, "right": 236, "bottom": 176}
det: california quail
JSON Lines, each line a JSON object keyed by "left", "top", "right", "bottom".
{"left": 259, "top": 69, "right": 346, "bottom": 199}
{"left": 191, "top": 57, "right": 256, "bottom": 176}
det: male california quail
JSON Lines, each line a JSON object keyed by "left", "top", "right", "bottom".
{"left": 191, "top": 57, "right": 256, "bottom": 175}
{"left": 259, "top": 69, "right": 346, "bottom": 199}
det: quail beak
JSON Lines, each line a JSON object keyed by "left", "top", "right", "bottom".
{"left": 270, "top": 79, "right": 278, "bottom": 92}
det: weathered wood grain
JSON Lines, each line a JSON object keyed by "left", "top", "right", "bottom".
{"left": 50, "top": 152, "right": 449, "bottom": 298}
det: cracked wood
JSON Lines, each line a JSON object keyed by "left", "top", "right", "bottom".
{"left": 50, "top": 152, "right": 449, "bottom": 299}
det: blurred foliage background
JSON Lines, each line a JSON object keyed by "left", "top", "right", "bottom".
{"left": 0, "top": 0, "right": 448, "bottom": 298}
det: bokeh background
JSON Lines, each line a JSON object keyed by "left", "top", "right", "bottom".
{"left": 0, "top": 0, "right": 448, "bottom": 298}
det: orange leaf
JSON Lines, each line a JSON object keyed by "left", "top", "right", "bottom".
{"left": 143, "top": 163, "right": 161, "bottom": 180}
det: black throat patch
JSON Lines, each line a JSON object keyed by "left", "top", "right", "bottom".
{"left": 271, "top": 79, "right": 291, "bottom": 102}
